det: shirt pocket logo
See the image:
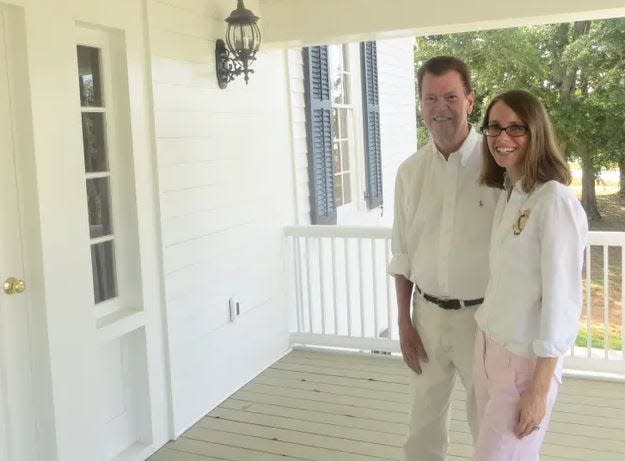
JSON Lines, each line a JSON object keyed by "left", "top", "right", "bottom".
{"left": 513, "top": 209, "right": 530, "bottom": 236}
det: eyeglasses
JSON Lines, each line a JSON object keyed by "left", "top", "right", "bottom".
{"left": 480, "top": 124, "right": 529, "bottom": 137}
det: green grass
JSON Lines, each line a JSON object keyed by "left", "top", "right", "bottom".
{"left": 568, "top": 166, "right": 620, "bottom": 196}
{"left": 575, "top": 325, "right": 622, "bottom": 350}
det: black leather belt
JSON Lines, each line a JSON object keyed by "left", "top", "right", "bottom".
{"left": 414, "top": 284, "right": 483, "bottom": 310}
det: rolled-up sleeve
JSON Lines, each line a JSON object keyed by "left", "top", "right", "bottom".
{"left": 387, "top": 171, "right": 411, "bottom": 279}
{"left": 533, "top": 189, "right": 588, "bottom": 357}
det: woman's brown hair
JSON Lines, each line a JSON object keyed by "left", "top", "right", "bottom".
{"left": 480, "top": 90, "right": 571, "bottom": 192}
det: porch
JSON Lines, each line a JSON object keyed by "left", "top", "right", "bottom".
{"left": 5, "top": 1, "right": 625, "bottom": 460}
{"left": 150, "top": 225, "right": 625, "bottom": 460}
{"left": 150, "top": 348, "right": 625, "bottom": 461}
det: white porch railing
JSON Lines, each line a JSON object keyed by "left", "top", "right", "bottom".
{"left": 284, "top": 226, "right": 625, "bottom": 376}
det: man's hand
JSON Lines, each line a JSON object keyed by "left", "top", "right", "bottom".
{"left": 399, "top": 320, "right": 428, "bottom": 374}
{"left": 394, "top": 276, "right": 427, "bottom": 374}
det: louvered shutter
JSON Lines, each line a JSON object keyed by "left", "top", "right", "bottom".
{"left": 360, "top": 41, "right": 383, "bottom": 209}
{"left": 303, "top": 46, "right": 336, "bottom": 225}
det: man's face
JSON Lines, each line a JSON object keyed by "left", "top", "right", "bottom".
{"left": 420, "top": 71, "right": 474, "bottom": 150}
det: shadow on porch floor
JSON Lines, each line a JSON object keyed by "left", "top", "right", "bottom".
{"left": 149, "top": 349, "right": 625, "bottom": 461}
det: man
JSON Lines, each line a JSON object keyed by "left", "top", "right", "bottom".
{"left": 387, "top": 56, "right": 499, "bottom": 461}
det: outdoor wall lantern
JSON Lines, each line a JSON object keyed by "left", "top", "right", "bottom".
{"left": 215, "top": 0, "right": 261, "bottom": 89}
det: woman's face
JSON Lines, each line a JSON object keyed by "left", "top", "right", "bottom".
{"left": 485, "top": 101, "right": 529, "bottom": 180}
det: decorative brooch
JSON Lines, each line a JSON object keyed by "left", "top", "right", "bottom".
{"left": 513, "top": 209, "right": 530, "bottom": 235}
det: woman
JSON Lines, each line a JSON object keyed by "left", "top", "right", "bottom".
{"left": 473, "top": 90, "right": 587, "bottom": 460}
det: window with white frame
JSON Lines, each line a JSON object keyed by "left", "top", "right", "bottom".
{"left": 329, "top": 44, "right": 353, "bottom": 208}
{"left": 78, "top": 44, "right": 118, "bottom": 304}
{"left": 76, "top": 28, "right": 142, "bottom": 315}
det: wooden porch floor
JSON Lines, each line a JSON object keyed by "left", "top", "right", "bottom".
{"left": 149, "top": 349, "right": 625, "bottom": 461}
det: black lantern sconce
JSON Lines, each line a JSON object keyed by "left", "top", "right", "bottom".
{"left": 215, "top": 0, "right": 261, "bottom": 89}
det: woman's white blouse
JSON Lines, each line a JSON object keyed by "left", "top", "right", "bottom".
{"left": 475, "top": 180, "right": 588, "bottom": 361}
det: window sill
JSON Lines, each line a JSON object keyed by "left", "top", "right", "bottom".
{"left": 96, "top": 307, "right": 145, "bottom": 342}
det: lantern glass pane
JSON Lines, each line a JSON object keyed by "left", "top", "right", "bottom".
{"left": 226, "top": 23, "right": 259, "bottom": 54}
{"left": 232, "top": 25, "right": 244, "bottom": 51}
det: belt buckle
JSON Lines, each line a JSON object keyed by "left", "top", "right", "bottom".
{"left": 437, "top": 296, "right": 452, "bottom": 309}
{"left": 438, "top": 297, "right": 460, "bottom": 310}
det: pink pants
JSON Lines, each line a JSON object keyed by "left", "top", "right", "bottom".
{"left": 472, "top": 329, "right": 559, "bottom": 461}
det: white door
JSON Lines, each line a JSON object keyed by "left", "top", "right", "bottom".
{"left": 0, "top": 13, "right": 38, "bottom": 461}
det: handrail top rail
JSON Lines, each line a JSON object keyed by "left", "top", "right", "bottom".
{"left": 285, "top": 225, "right": 625, "bottom": 245}
{"left": 587, "top": 231, "right": 625, "bottom": 245}
{"left": 284, "top": 225, "right": 391, "bottom": 238}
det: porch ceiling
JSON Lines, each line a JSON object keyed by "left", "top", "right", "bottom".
{"left": 260, "top": 0, "right": 625, "bottom": 46}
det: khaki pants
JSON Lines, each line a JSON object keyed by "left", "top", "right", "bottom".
{"left": 403, "top": 296, "right": 479, "bottom": 461}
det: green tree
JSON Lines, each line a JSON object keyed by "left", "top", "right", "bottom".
{"left": 415, "top": 18, "right": 625, "bottom": 220}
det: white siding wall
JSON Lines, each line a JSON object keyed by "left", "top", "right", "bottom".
{"left": 147, "top": 0, "right": 293, "bottom": 435}
{"left": 286, "top": 49, "right": 311, "bottom": 225}
{"left": 377, "top": 37, "right": 417, "bottom": 225}
{"left": 288, "top": 37, "right": 416, "bottom": 226}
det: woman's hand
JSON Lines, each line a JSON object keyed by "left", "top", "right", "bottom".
{"left": 515, "top": 389, "right": 547, "bottom": 438}
{"left": 515, "top": 356, "right": 557, "bottom": 438}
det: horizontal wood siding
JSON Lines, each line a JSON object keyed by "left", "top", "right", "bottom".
{"left": 147, "top": 0, "right": 292, "bottom": 434}
{"left": 376, "top": 38, "right": 417, "bottom": 225}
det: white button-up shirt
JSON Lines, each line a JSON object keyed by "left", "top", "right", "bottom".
{"left": 475, "top": 179, "right": 588, "bottom": 367}
{"left": 388, "top": 129, "right": 499, "bottom": 299}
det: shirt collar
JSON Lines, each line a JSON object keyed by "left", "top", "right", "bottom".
{"left": 432, "top": 126, "right": 480, "bottom": 166}
{"left": 504, "top": 174, "right": 531, "bottom": 198}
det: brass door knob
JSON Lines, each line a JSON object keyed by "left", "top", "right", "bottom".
{"left": 3, "top": 277, "right": 25, "bottom": 295}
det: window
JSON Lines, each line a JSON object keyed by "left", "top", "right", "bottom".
{"left": 76, "top": 28, "right": 142, "bottom": 316}
{"left": 304, "top": 42, "right": 382, "bottom": 225}
{"left": 78, "top": 44, "right": 118, "bottom": 304}
{"left": 329, "top": 44, "right": 353, "bottom": 207}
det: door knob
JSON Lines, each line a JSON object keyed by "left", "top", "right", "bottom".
{"left": 3, "top": 277, "right": 25, "bottom": 295}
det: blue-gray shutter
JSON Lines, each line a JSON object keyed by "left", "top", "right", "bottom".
{"left": 304, "top": 46, "right": 336, "bottom": 224}
{"left": 360, "top": 41, "right": 383, "bottom": 209}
